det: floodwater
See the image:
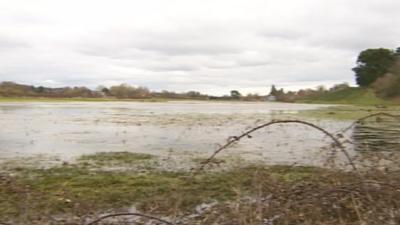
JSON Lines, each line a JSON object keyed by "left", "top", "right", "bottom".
{"left": 353, "top": 117, "right": 400, "bottom": 152}
{"left": 0, "top": 101, "right": 398, "bottom": 168}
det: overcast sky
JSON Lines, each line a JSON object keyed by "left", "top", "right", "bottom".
{"left": 0, "top": 0, "right": 399, "bottom": 95}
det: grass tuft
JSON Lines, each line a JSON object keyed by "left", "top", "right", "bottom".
{"left": 78, "top": 152, "right": 155, "bottom": 165}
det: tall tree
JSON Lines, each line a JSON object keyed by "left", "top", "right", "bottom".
{"left": 395, "top": 47, "right": 400, "bottom": 56}
{"left": 372, "top": 56, "right": 400, "bottom": 98}
{"left": 269, "top": 85, "right": 278, "bottom": 96}
{"left": 230, "top": 90, "right": 241, "bottom": 99}
{"left": 352, "top": 48, "right": 396, "bottom": 87}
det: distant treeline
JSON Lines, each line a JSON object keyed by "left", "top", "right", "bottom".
{"left": 0, "top": 82, "right": 212, "bottom": 100}
{"left": 0, "top": 81, "right": 276, "bottom": 101}
{"left": 266, "top": 83, "right": 354, "bottom": 102}
{"left": 0, "top": 81, "right": 354, "bottom": 102}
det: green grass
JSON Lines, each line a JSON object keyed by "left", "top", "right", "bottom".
{"left": 298, "top": 87, "right": 398, "bottom": 105}
{"left": 0, "top": 164, "right": 323, "bottom": 218}
{"left": 1, "top": 160, "right": 399, "bottom": 225}
{"left": 297, "top": 105, "right": 400, "bottom": 120}
{"left": 79, "top": 151, "right": 156, "bottom": 164}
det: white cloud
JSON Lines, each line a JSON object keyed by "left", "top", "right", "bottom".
{"left": 0, "top": 0, "right": 399, "bottom": 95}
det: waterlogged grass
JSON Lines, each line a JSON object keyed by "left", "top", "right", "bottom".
{"left": 297, "top": 87, "right": 396, "bottom": 106}
{"left": 191, "top": 157, "right": 226, "bottom": 164}
{"left": 298, "top": 105, "right": 400, "bottom": 120}
{"left": 1, "top": 159, "right": 399, "bottom": 225}
{"left": 79, "top": 152, "right": 155, "bottom": 164}
{"left": 0, "top": 163, "right": 322, "bottom": 219}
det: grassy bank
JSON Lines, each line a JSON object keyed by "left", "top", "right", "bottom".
{"left": 2, "top": 88, "right": 399, "bottom": 106}
{"left": 298, "top": 104, "right": 400, "bottom": 120}
{"left": 297, "top": 87, "right": 399, "bottom": 106}
{"left": 1, "top": 152, "right": 399, "bottom": 225}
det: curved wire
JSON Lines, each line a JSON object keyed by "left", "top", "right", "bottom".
{"left": 194, "top": 119, "right": 357, "bottom": 173}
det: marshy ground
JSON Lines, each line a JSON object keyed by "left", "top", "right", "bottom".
{"left": 1, "top": 152, "right": 400, "bottom": 225}
{"left": 0, "top": 101, "right": 400, "bottom": 224}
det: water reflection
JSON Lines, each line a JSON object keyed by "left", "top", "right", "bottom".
{"left": 352, "top": 117, "right": 400, "bottom": 152}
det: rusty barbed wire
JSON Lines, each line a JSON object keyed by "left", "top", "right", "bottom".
{"left": 193, "top": 119, "right": 359, "bottom": 174}
{"left": 338, "top": 112, "right": 400, "bottom": 134}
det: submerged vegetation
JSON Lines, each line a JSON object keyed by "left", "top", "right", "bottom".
{"left": 79, "top": 152, "right": 155, "bottom": 163}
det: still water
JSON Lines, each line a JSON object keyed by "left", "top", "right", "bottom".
{"left": 0, "top": 101, "right": 398, "bottom": 168}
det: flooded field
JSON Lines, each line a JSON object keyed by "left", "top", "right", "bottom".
{"left": 1, "top": 101, "right": 400, "bottom": 225}
{"left": 0, "top": 101, "right": 398, "bottom": 169}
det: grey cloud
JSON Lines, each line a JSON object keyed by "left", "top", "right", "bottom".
{"left": 143, "top": 64, "right": 199, "bottom": 72}
{"left": 205, "top": 59, "right": 270, "bottom": 70}
{"left": 258, "top": 29, "right": 306, "bottom": 41}
{"left": 78, "top": 28, "right": 243, "bottom": 59}
{"left": 304, "top": 25, "right": 400, "bottom": 51}
{"left": 136, "top": 43, "right": 240, "bottom": 56}
{"left": 0, "top": 0, "right": 399, "bottom": 96}
{"left": 0, "top": 36, "right": 29, "bottom": 49}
